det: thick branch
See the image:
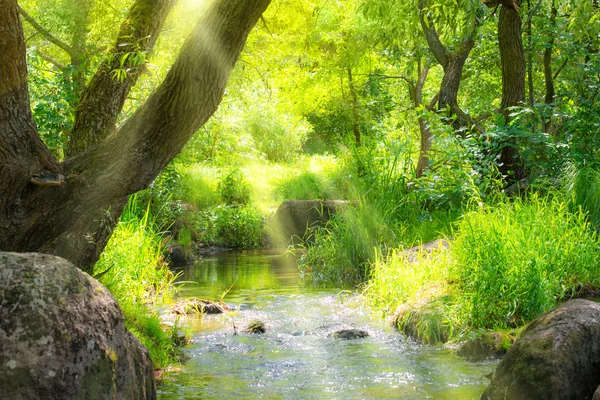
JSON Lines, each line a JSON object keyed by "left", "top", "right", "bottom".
{"left": 418, "top": 0, "right": 449, "bottom": 68}
{"left": 18, "top": 5, "right": 75, "bottom": 57}
{"left": 67, "top": 0, "right": 177, "bottom": 157}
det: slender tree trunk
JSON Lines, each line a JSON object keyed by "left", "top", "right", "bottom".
{"left": 414, "top": 64, "right": 432, "bottom": 178}
{"left": 526, "top": 0, "right": 534, "bottom": 109}
{"left": 0, "top": 0, "right": 271, "bottom": 272}
{"left": 347, "top": 67, "right": 361, "bottom": 147}
{"left": 67, "top": 0, "right": 92, "bottom": 108}
{"left": 498, "top": 0, "right": 526, "bottom": 182}
{"left": 418, "top": 0, "right": 477, "bottom": 133}
{"left": 543, "top": 0, "right": 557, "bottom": 133}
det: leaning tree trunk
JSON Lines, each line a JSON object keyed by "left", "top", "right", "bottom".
{"left": 0, "top": 0, "right": 271, "bottom": 272}
{"left": 68, "top": 0, "right": 177, "bottom": 156}
{"left": 418, "top": 0, "right": 478, "bottom": 133}
{"left": 498, "top": 0, "right": 526, "bottom": 182}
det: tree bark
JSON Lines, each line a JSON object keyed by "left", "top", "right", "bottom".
{"left": 498, "top": 0, "right": 526, "bottom": 182}
{"left": 0, "top": 0, "right": 271, "bottom": 272}
{"left": 418, "top": 0, "right": 478, "bottom": 132}
{"left": 542, "top": 0, "right": 557, "bottom": 133}
{"left": 68, "top": 0, "right": 177, "bottom": 157}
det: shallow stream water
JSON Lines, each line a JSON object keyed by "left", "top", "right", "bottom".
{"left": 157, "top": 250, "right": 497, "bottom": 399}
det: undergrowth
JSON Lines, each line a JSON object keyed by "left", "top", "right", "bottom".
{"left": 94, "top": 197, "right": 182, "bottom": 368}
{"left": 367, "top": 191, "right": 600, "bottom": 344}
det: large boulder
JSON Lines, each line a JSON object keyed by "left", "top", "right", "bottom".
{"left": 481, "top": 299, "right": 600, "bottom": 400}
{"left": 270, "top": 200, "right": 350, "bottom": 245}
{"left": 0, "top": 252, "right": 155, "bottom": 400}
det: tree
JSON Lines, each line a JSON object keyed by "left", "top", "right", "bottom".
{"left": 496, "top": 0, "right": 526, "bottom": 181}
{"left": 0, "top": 0, "right": 271, "bottom": 272}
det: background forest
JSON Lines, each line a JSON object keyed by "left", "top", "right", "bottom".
{"left": 20, "top": 0, "right": 600, "bottom": 364}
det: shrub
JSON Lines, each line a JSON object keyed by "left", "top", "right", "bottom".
{"left": 275, "top": 171, "right": 333, "bottom": 200}
{"left": 219, "top": 166, "right": 252, "bottom": 205}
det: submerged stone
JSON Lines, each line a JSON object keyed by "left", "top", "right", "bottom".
{"left": 333, "top": 329, "right": 369, "bottom": 340}
{"left": 0, "top": 252, "right": 155, "bottom": 400}
{"left": 481, "top": 299, "right": 600, "bottom": 400}
{"left": 171, "top": 298, "right": 230, "bottom": 315}
{"left": 244, "top": 320, "right": 266, "bottom": 334}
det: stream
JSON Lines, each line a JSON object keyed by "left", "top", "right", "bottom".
{"left": 157, "top": 250, "right": 497, "bottom": 399}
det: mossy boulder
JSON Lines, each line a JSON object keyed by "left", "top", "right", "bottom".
{"left": 0, "top": 252, "right": 155, "bottom": 400}
{"left": 481, "top": 299, "right": 600, "bottom": 400}
{"left": 392, "top": 282, "right": 452, "bottom": 344}
{"left": 270, "top": 200, "right": 350, "bottom": 245}
{"left": 244, "top": 320, "right": 266, "bottom": 334}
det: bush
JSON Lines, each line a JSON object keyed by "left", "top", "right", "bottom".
{"left": 367, "top": 194, "right": 600, "bottom": 341}
{"left": 275, "top": 171, "right": 333, "bottom": 200}
{"left": 189, "top": 205, "right": 264, "bottom": 249}
{"left": 219, "top": 166, "right": 252, "bottom": 205}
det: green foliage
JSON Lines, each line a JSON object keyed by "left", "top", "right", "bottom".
{"left": 219, "top": 166, "right": 252, "bottom": 206}
{"left": 244, "top": 104, "right": 310, "bottom": 162}
{"left": 27, "top": 53, "right": 74, "bottom": 159}
{"left": 451, "top": 196, "right": 600, "bottom": 329}
{"left": 275, "top": 171, "right": 334, "bottom": 200}
{"left": 564, "top": 165, "right": 600, "bottom": 231}
{"left": 178, "top": 164, "right": 221, "bottom": 209}
{"left": 189, "top": 205, "right": 264, "bottom": 249}
{"left": 94, "top": 198, "right": 181, "bottom": 368}
{"left": 368, "top": 194, "right": 600, "bottom": 340}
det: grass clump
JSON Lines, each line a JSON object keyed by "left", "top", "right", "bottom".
{"left": 451, "top": 195, "right": 600, "bottom": 329}
{"left": 94, "top": 197, "right": 182, "bottom": 368}
{"left": 366, "top": 194, "right": 600, "bottom": 343}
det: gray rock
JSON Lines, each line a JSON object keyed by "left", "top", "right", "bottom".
{"left": 0, "top": 252, "right": 155, "bottom": 400}
{"left": 244, "top": 320, "right": 266, "bottom": 334}
{"left": 269, "top": 200, "right": 351, "bottom": 245}
{"left": 333, "top": 329, "right": 369, "bottom": 340}
{"left": 171, "top": 298, "right": 230, "bottom": 315}
{"left": 481, "top": 299, "right": 600, "bottom": 400}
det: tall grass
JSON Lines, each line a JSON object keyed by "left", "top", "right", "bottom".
{"left": 452, "top": 196, "right": 600, "bottom": 329}
{"left": 94, "top": 197, "right": 181, "bottom": 368}
{"left": 366, "top": 193, "right": 600, "bottom": 342}
{"left": 299, "top": 147, "right": 459, "bottom": 286}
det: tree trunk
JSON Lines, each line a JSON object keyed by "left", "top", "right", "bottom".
{"left": 0, "top": 0, "right": 271, "bottom": 272}
{"left": 347, "top": 67, "right": 361, "bottom": 147}
{"left": 542, "top": 0, "right": 557, "bottom": 133}
{"left": 414, "top": 64, "right": 432, "bottom": 178}
{"left": 418, "top": 0, "right": 477, "bottom": 132}
{"left": 68, "top": 0, "right": 177, "bottom": 157}
{"left": 498, "top": 0, "right": 526, "bottom": 182}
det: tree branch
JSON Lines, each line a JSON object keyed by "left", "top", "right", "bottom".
{"left": 37, "top": 52, "right": 67, "bottom": 70}
{"left": 418, "top": 0, "right": 449, "bottom": 68}
{"left": 68, "top": 0, "right": 178, "bottom": 156}
{"left": 18, "top": 5, "right": 75, "bottom": 57}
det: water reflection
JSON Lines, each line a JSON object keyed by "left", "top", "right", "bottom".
{"left": 159, "top": 250, "right": 496, "bottom": 399}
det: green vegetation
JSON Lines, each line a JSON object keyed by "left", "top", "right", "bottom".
{"left": 367, "top": 191, "right": 600, "bottom": 343}
{"left": 93, "top": 198, "right": 182, "bottom": 369}
{"left": 16, "top": 0, "right": 600, "bottom": 366}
